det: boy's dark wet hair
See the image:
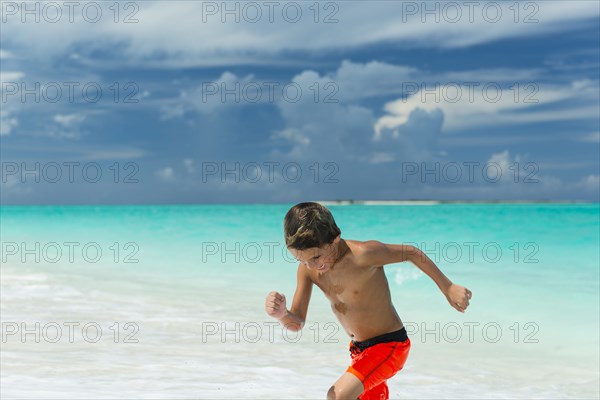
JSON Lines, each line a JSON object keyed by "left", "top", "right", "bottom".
{"left": 284, "top": 202, "right": 341, "bottom": 250}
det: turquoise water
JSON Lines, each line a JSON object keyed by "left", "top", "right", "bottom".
{"left": 1, "top": 204, "right": 599, "bottom": 399}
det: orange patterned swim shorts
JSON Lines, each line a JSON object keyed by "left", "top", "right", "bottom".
{"left": 346, "top": 327, "right": 411, "bottom": 400}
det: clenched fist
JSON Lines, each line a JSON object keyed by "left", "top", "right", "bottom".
{"left": 265, "top": 291, "right": 287, "bottom": 319}
{"left": 445, "top": 283, "right": 472, "bottom": 313}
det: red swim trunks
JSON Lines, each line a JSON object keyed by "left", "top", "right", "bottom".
{"left": 346, "top": 327, "right": 411, "bottom": 400}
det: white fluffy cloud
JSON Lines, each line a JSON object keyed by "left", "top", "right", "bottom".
{"left": 156, "top": 167, "right": 175, "bottom": 182}
{"left": 578, "top": 132, "right": 600, "bottom": 143}
{"left": 161, "top": 72, "right": 262, "bottom": 117}
{"left": 54, "top": 113, "right": 86, "bottom": 128}
{"left": 0, "top": 50, "right": 14, "bottom": 59}
{"left": 165, "top": 60, "right": 598, "bottom": 169}
{"left": 0, "top": 109, "right": 18, "bottom": 136}
{"left": 375, "top": 79, "right": 599, "bottom": 136}
{"left": 268, "top": 65, "right": 452, "bottom": 166}
{"left": 0, "top": 71, "right": 24, "bottom": 83}
{"left": 270, "top": 128, "right": 310, "bottom": 146}
{"left": 2, "top": 1, "right": 598, "bottom": 67}
{"left": 0, "top": 71, "right": 25, "bottom": 136}
{"left": 575, "top": 175, "right": 600, "bottom": 192}
{"left": 486, "top": 149, "right": 525, "bottom": 183}
{"left": 183, "top": 158, "right": 195, "bottom": 173}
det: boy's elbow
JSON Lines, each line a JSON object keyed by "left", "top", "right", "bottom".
{"left": 296, "top": 318, "right": 306, "bottom": 331}
{"left": 283, "top": 321, "right": 304, "bottom": 332}
{"left": 282, "top": 318, "right": 305, "bottom": 332}
{"left": 407, "top": 245, "right": 424, "bottom": 263}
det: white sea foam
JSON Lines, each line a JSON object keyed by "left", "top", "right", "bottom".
{"left": 2, "top": 262, "right": 598, "bottom": 399}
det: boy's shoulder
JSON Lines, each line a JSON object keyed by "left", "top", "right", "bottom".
{"left": 346, "top": 239, "right": 387, "bottom": 265}
{"left": 346, "top": 239, "right": 385, "bottom": 252}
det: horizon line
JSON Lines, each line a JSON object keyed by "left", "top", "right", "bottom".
{"left": 1, "top": 200, "right": 598, "bottom": 207}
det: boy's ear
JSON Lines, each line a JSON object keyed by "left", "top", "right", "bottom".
{"left": 333, "top": 235, "right": 341, "bottom": 244}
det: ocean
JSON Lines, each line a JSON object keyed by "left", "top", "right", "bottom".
{"left": 1, "top": 203, "right": 599, "bottom": 399}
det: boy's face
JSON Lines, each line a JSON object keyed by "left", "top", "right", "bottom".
{"left": 288, "top": 235, "right": 341, "bottom": 273}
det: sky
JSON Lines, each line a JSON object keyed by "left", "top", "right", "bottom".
{"left": 1, "top": 0, "right": 599, "bottom": 204}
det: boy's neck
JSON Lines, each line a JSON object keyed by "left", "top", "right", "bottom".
{"left": 332, "top": 239, "right": 350, "bottom": 268}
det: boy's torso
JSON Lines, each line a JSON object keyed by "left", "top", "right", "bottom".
{"left": 306, "top": 240, "right": 404, "bottom": 342}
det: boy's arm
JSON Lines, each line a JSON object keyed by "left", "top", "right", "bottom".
{"left": 265, "top": 264, "right": 313, "bottom": 331}
{"left": 360, "top": 241, "right": 472, "bottom": 313}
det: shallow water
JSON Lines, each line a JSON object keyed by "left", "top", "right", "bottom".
{"left": 1, "top": 204, "right": 598, "bottom": 398}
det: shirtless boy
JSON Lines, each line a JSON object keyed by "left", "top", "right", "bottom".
{"left": 265, "top": 202, "right": 473, "bottom": 400}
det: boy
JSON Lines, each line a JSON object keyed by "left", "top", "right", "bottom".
{"left": 265, "top": 202, "right": 472, "bottom": 400}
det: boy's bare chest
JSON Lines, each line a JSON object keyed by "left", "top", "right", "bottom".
{"left": 312, "top": 266, "right": 373, "bottom": 305}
